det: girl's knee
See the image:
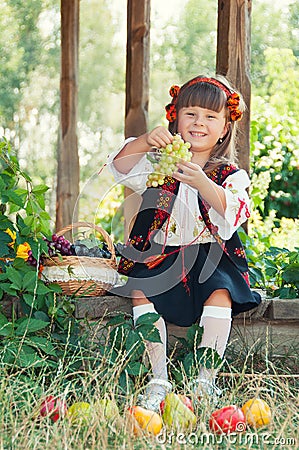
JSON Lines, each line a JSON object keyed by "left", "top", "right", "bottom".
{"left": 204, "top": 289, "right": 232, "bottom": 308}
{"left": 131, "top": 290, "right": 151, "bottom": 306}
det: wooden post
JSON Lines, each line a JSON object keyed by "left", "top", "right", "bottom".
{"left": 56, "top": 0, "right": 80, "bottom": 231}
{"left": 125, "top": 0, "right": 150, "bottom": 138}
{"left": 124, "top": 0, "right": 150, "bottom": 239}
{"left": 216, "top": 0, "right": 251, "bottom": 173}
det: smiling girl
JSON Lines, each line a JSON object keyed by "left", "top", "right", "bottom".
{"left": 108, "top": 75, "right": 261, "bottom": 412}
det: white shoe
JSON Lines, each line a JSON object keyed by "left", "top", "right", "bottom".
{"left": 137, "top": 378, "right": 172, "bottom": 413}
{"left": 188, "top": 378, "right": 222, "bottom": 405}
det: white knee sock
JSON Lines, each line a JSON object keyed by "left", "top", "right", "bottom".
{"left": 132, "top": 303, "right": 168, "bottom": 385}
{"left": 198, "top": 305, "right": 232, "bottom": 383}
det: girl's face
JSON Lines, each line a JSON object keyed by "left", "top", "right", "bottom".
{"left": 177, "top": 105, "right": 229, "bottom": 161}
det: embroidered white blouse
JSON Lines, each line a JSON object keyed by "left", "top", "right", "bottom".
{"left": 107, "top": 138, "right": 251, "bottom": 246}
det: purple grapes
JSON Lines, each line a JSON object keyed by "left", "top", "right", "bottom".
{"left": 41, "top": 233, "right": 122, "bottom": 259}
{"left": 44, "top": 234, "right": 73, "bottom": 257}
{"left": 27, "top": 250, "right": 38, "bottom": 267}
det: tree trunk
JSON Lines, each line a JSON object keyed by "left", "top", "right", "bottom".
{"left": 56, "top": 0, "right": 80, "bottom": 232}
{"left": 216, "top": 0, "right": 251, "bottom": 174}
{"left": 124, "top": 0, "right": 150, "bottom": 240}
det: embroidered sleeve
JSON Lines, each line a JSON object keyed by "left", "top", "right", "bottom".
{"left": 107, "top": 137, "right": 152, "bottom": 194}
{"left": 208, "top": 169, "right": 251, "bottom": 240}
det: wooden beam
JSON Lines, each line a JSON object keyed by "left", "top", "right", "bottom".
{"left": 56, "top": 0, "right": 80, "bottom": 232}
{"left": 124, "top": 0, "right": 150, "bottom": 240}
{"left": 216, "top": 0, "right": 251, "bottom": 173}
{"left": 125, "top": 0, "right": 150, "bottom": 138}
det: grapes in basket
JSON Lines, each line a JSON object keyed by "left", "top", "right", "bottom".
{"left": 44, "top": 234, "right": 124, "bottom": 259}
{"left": 44, "top": 234, "right": 73, "bottom": 257}
{"left": 146, "top": 133, "right": 192, "bottom": 187}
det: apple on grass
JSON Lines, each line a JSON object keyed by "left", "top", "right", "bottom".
{"left": 160, "top": 394, "right": 194, "bottom": 415}
{"left": 209, "top": 405, "right": 246, "bottom": 434}
{"left": 40, "top": 395, "right": 67, "bottom": 422}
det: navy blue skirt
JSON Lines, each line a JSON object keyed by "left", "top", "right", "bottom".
{"left": 112, "top": 242, "right": 261, "bottom": 327}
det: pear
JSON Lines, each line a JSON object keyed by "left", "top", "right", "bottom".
{"left": 94, "top": 398, "right": 120, "bottom": 422}
{"left": 162, "top": 393, "right": 197, "bottom": 430}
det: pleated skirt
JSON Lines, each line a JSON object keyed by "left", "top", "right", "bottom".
{"left": 112, "top": 242, "right": 261, "bottom": 327}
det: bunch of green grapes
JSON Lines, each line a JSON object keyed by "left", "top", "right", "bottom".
{"left": 146, "top": 134, "right": 192, "bottom": 187}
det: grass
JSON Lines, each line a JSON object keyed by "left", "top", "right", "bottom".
{"left": 0, "top": 322, "right": 298, "bottom": 450}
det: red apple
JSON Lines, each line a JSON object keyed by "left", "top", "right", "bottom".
{"left": 40, "top": 395, "right": 67, "bottom": 422}
{"left": 209, "top": 405, "right": 246, "bottom": 434}
{"left": 160, "top": 394, "right": 194, "bottom": 414}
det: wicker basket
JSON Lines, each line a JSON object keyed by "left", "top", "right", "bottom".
{"left": 42, "top": 222, "right": 117, "bottom": 296}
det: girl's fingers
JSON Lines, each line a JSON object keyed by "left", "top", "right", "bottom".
{"left": 177, "top": 160, "right": 197, "bottom": 170}
{"left": 150, "top": 135, "right": 172, "bottom": 148}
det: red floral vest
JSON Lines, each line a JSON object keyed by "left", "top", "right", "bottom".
{"left": 118, "top": 164, "right": 250, "bottom": 286}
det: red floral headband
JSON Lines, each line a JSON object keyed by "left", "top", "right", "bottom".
{"left": 165, "top": 77, "right": 243, "bottom": 123}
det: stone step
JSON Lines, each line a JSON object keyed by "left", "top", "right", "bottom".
{"left": 3, "top": 293, "right": 299, "bottom": 357}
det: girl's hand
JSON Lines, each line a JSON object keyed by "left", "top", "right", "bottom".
{"left": 173, "top": 160, "right": 227, "bottom": 215}
{"left": 146, "top": 126, "right": 174, "bottom": 149}
{"left": 173, "top": 160, "right": 205, "bottom": 190}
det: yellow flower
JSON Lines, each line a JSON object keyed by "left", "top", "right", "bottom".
{"left": 16, "top": 242, "right": 31, "bottom": 261}
{"left": 5, "top": 228, "right": 16, "bottom": 247}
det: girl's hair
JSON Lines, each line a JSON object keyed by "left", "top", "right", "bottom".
{"left": 167, "top": 75, "right": 246, "bottom": 174}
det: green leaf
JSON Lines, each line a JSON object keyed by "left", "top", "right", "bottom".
{"left": 0, "top": 282, "right": 18, "bottom": 296}
{"left": 182, "top": 352, "right": 194, "bottom": 376}
{"left": 0, "top": 322, "right": 14, "bottom": 337}
{"left": 0, "top": 313, "right": 14, "bottom": 337}
{"left": 22, "top": 293, "right": 36, "bottom": 307}
{"left": 137, "top": 324, "right": 162, "bottom": 343}
{"left": 23, "top": 216, "right": 34, "bottom": 227}
{"left": 34, "top": 193, "right": 45, "bottom": 210}
{"left": 125, "top": 361, "right": 146, "bottom": 376}
{"left": 39, "top": 211, "right": 51, "bottom": 220}
{"left": 135, "top": 312, "right": 160, "bottom": 327}
{"left": 36, "top": 282, "right": 51, "bottom": 295}
{"left": 6, "top": 189, "right": 24, "bottom": 207}
{"left": 39, "top": 218, "right": 51, "bottom": 235}
{"left": 281, "top": 263, "right": 299, "bottom": 283}
{"left": 249, "top": 267, "right": 265, "bottom": 284}
{"left": 15, "top": 318, "right": 49, "bottom": 336}
{"left": 125, "top": 329, "right": 142, "bottom": 353}
{"left": 26, "top": 336, "right": 57, "bottom": 356}
{"left": 264, "top": 259, "right": 278, "bottom": 269}
{"left": 14, "top": 188, "right": 28, "bottom": 196}
{"left": 47, "top": 283, "right": 62, "bottom": 293}
{"left": 0, "top": 230, "right": 12, "bottom": 245}
{"left": 34, "top": 311, "right": 50, "bottom": 322}
{"left": 22, "top": 271, "right": 38, "bottom": 291}
{"left": 106, "top": 313, "right": 131, "bottom": 327}
{"left": 5, "top": 267, "right": 23, "bottom": 290}
{"left": 31, "top": 184, "right": 49, "bottom": 194}
{"left": 276, "top": 287, "right": 297, "bottom": 299}
{"left": 15, "top": 350, "right": 45, "bottom": 368}
{"left": 195, "top": 347, "right": 222, "bottom": 369}
{"left": 109, "top": 326, "right": 129, "bottom": 350}
{"left": 265, "top": 267, "right": 278, "bottom": 277}
{"left": 186, "top": 324, "right": 203, "bottom": 349}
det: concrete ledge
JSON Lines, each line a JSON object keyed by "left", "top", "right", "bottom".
{"left": 74, "top": 294, "right": 132, "bottom": 319}
{"left": 2, "top": 293, "right": 299, "bottom": 355}
{"left": 73, "top": 293, "right": 299, "bottom": 356}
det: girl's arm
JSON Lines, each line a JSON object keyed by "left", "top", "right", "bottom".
{"left": 113, "top": 126, "right": 173, "bottom": 174}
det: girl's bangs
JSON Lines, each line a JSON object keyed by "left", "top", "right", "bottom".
{"left": 177, "top": 83, "right": 227, "bottom": 112}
